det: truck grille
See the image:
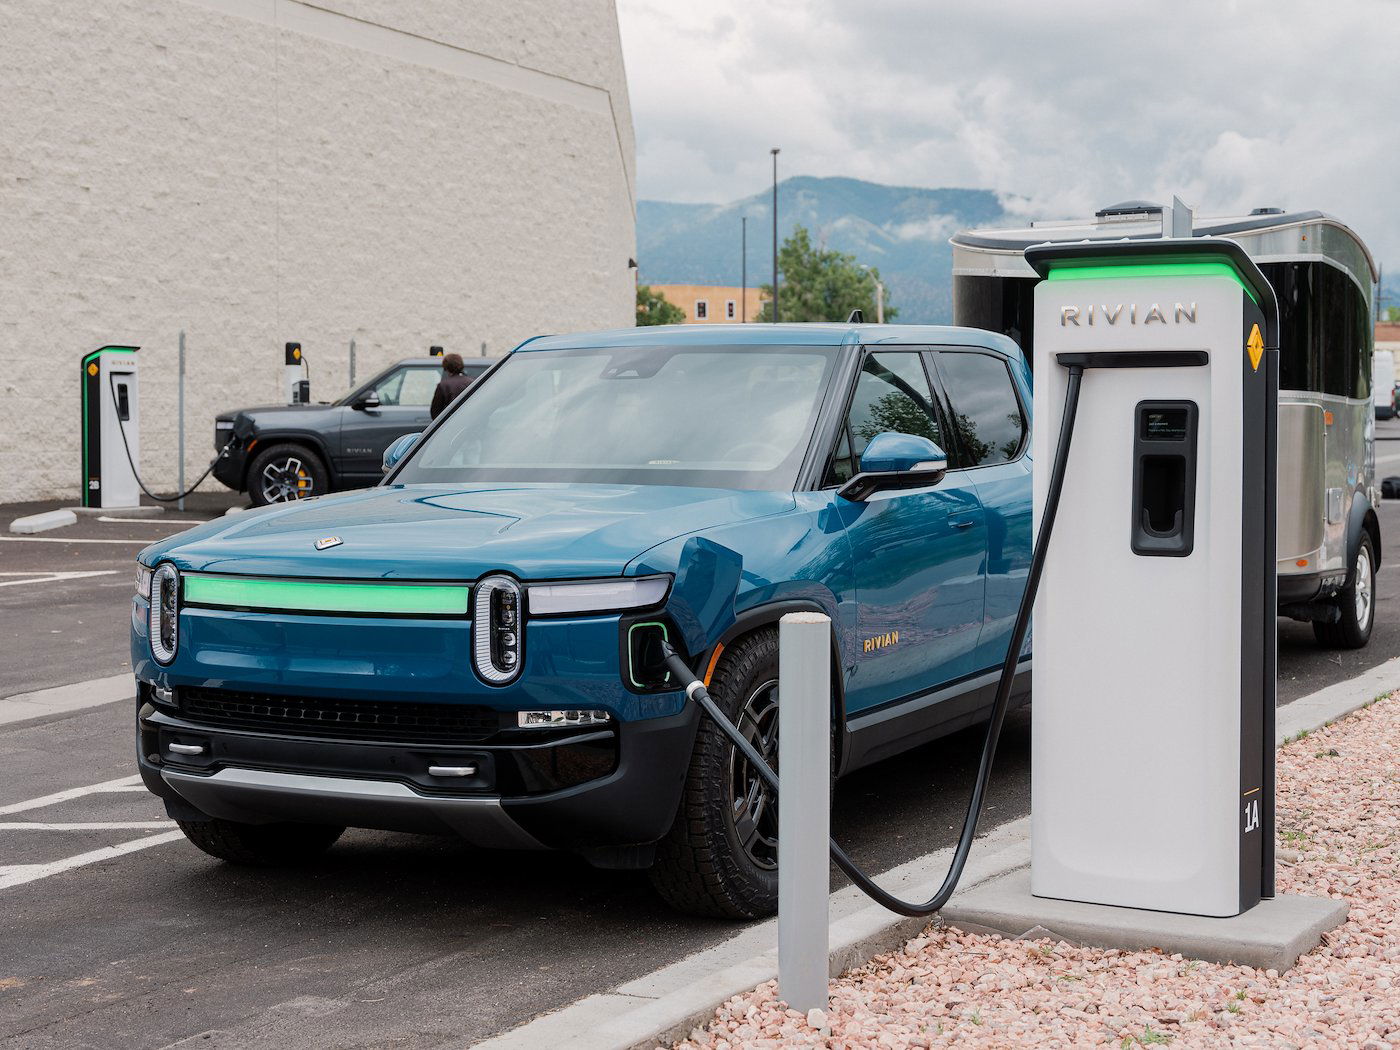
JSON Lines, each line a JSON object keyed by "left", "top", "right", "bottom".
{"left": 177, "top": 687, "right": 503, "bottom": 745}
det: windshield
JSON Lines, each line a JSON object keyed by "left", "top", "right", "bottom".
{"left": 394, "top": 344, "right": 840, "bottom": 489}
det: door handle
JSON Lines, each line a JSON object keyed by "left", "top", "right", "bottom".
{"left": 949, "top": 517, "right": 977, "bottom": 530}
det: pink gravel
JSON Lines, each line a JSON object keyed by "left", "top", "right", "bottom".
{"left": 675, "top": 693, "right": 1400, "bottom": 1049}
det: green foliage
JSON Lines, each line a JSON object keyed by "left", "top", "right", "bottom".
{"left": 758, "top": 226, "right": 897, "bottom": 323}
{"left": 636, "top": 284, "right": 686, "bottom": 326}
{"left": 1385, "top": 306, "right": 1400, "bottom": 323}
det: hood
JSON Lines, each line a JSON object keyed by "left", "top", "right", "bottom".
{"left": 139, "top": 483, "right": 795, "bottom": 580}
{"left": 216, "top": 403, "right": 339, "bottom": 425}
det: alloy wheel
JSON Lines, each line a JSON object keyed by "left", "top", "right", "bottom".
{"left": 1355, "top": 544, "right": 1373, "bottom": 630}
{"left": 260, "top": 456, "right": 314, "bottom": 503}
{"left": 726, "top": 678, "right": 780, "bottom": 870}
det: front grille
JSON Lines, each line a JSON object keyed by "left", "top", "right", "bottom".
{"left": 178, "top": 687, "right": 503, "bottom": 745}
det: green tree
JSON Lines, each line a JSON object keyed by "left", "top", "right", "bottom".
{"left": 758, "top": 226, "right": 896, "bottom": 323}
{"left": 636, "top": 284, "right": 686, "bottom": 326}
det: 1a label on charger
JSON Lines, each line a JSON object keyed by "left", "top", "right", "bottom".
{"left": 1243, "top": 797, "right": 1261, "bottom": 833}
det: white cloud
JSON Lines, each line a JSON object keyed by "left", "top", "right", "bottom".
{"left": 617, "top": 0, "right": 1400, "bottom": 265}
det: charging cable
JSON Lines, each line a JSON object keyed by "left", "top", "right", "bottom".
{"left": 661, "top": 363, "right": 1085, "bottom": 917}
{"left": 107, "top": 372, "right": 233, "bottom": 503}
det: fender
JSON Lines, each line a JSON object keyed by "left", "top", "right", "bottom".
{"left": 1345, "top": 488, "right": 1382, "bottom": 578}
{"left": 699, "top": 597, "right": 852, "bottom": 775}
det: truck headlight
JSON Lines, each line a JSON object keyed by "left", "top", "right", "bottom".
{"left": 149, "top": 563, "right": 180, "bottom": 665}
{"left": 135, "top": 563, "right": 153, "bottom": 599}
{"left": 473, "top": 575, "right": 523, "bottom": 685}
{"left": 526, "top": 576, "right": 670, "bottom": 616}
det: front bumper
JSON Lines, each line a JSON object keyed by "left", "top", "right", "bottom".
{"left": 137, "top": 689, "right": 699, "bottom": 850}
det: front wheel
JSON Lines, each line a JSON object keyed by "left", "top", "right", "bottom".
{"left": 650, "top": 628, "right": 786, "bottom": 919}
{"left": 247, "top": 443, "right": 329, "bottom": 507}
{"left": 1314, "top": 532, "right": 1376, "bottom": 649}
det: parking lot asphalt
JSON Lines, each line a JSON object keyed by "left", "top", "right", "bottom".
{"left": 4, "top": 478, "right": 1400, "bottom": 1048}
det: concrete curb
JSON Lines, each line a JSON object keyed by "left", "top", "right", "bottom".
{"left": 68, "top": 505, "right": 164, "bottom": 517}
{"left": 467, "top": 662, "right": 1400, "bottom": 1050}
{"left": 9, "top": 509, "right": 77, "bottom": 534}
{"left": 0, "top": 674, "right": 134, "bottom": 727}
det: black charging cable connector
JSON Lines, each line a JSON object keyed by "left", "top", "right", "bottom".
{"left": 661, "top": 364, "right": 1085, "bottom": 917}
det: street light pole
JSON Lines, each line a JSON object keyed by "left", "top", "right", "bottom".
{"left": 875, "top": 278, "right": 885, "bottom": 324}
{"left": 741, "top": 216, "right": 747, "bottom": 323}
{"left": 771, "top": 148, "right": 780, "bottom": 323}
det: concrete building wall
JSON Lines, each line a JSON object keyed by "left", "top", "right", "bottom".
{"left": 0, "top": 0, "right": 635, "bottom": 503}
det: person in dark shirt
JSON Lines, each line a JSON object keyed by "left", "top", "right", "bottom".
{"left": 430, "top": 353, "right": 472, "bottom": 419}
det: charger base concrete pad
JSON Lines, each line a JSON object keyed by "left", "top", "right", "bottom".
{"left": 941, "top": 867, "right": 1347, "bottom": 972}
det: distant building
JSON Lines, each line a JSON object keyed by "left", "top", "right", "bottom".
{"left": 650, "top": 284, "right": 767, "bottom": 324}
{"left": 1377, "top": 322, "right": 1400, "bottom": 351}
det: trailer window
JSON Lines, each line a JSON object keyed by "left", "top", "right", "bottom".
{"left": 1261, "top": 261, "right": 1370, "bottom": 399}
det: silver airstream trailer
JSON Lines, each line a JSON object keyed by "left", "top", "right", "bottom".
{"left": 952, "top": 203, "right": 1380, "bottom": 647}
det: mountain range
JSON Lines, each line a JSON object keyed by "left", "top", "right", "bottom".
{"left": 637, "top": 176, "right": 1008, "bottom": 324}
{"left": 638, "top": 176, "right": 1397, "bottom": 326}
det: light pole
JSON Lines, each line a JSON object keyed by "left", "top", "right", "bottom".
{"left": 771, "top": 148, "right": 780, "bottom": 323}
{"left": 860, "top": 264, "right": 886, "bottom": 323}
{"left": 741, "top": 216, "right": 747, "bottom": 323}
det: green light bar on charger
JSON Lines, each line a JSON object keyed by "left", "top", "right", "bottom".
{"left": 182, "top": 573, "right": 471, "bottom": 617}
{"left": 1044, "top": 260, "right": 1259, "bottom": 304}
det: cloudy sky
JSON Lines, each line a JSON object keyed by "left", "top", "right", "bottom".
{"left": 616, "top": 0, "right": 1400, "bottom": 268}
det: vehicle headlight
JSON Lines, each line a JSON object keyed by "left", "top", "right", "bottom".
{"left": 526, "top": 576, "right": 670, "bottom": 616}
{"left": 473, "top": 575, "right": 523, "bottom": 685}
{"left": 149, "top": 563, "right": 180, "bottom": 665}
{"left": 135, "top": 563, "right": 153, "bottom": 599}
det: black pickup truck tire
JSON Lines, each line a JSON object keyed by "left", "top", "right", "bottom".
{"left": 649, "top": 628, "right": 784, "bottom": 919}
{"left": 247, "top": 443, "right": 329, "bottom": 507}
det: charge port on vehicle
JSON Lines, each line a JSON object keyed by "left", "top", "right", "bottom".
{"left": 626, "top": 621, "right": 674, "bottom": 691}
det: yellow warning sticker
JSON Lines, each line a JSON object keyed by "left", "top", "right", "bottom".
{"left": 1247, "top": 324, "right": 1264, "bottom": 372}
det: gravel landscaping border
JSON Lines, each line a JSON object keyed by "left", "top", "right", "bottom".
{"left": 677, "top": 692, "right": 1400, "bottom": 1048}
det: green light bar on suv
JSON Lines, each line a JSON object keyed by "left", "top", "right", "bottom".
{"left": 182, "top": 574, "right": 471, "bottom": 617}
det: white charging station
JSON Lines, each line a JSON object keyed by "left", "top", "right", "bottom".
{"left": 1028, "top": 239, "right": 1278, "bottom": 917}
{"left": 80, "top": 344, "right": 141, "bottom": 509}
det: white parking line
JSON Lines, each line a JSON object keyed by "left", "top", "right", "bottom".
{"left": 0, "top": 535, "right": 147, "bottom": 545}
{"left": 96, "top": 516, "right": 209, "bottom": 525}
{"left": 1, "top": 674, "right": 135, "bottom": 727}
{"left": 0, "top": 831, "right": 185, "bottom": 891}
{"left": 0, "top": 774, "right": 143, "bottom": 816}
{"left": 0, "top": 570, "right": 120, "bottom": 589}
{"left": 0, "top": 821, "right": 172, "bottom": 830}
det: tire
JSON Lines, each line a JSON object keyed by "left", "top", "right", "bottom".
{"left": 1314, "top": 532, "right": 1376, "bottom": 649}
{"left": 246, "top": 443, "right": 329, "bottom": 507}
{"left": 177, "top": 818, "right": 344, "bottom": 865}
{"left": 650, "top": 628, "right": 786, "bottom": 919}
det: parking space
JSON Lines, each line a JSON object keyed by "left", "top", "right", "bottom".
{"left": 4, "top": 492, "right": 1400, "bottom": 1048}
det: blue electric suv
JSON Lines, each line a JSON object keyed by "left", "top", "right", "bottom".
{"left": 132, "top": 323, "right": 1032, "bottom": 917}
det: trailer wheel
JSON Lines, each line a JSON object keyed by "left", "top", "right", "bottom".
{"left": 1314, "top": 532, "right": 1375, "bottom": 649}
{"left": 177, "top": 818, "right": 344, "bottom": 865}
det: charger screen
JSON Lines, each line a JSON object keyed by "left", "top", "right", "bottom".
{"left": 1141, "top": 408, "right": 1188, "bottom": 442}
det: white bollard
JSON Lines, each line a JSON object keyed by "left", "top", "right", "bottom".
{"left": 778, "top": 610, "right": 830, "bottom": 1014}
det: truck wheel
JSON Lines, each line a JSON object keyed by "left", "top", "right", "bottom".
{"left": 1314, "top": 532, "right": 1376, "bottom": 649}
{"left": 650, "top": 628, "right": 785, "bottom": 919}
{"left": 177, "top": 818, "right": 344, "bottom": 865}
{"left": 247, "top": 443, "right": 328, "bottom": 506}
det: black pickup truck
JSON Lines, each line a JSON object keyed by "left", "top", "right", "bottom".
{"left": 213, "top": 357, "right": 497, "bottom": 506}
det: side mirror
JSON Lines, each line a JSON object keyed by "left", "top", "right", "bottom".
{"left": 838, "top": 431, "right": 947, "bottom": 502}
{"left": 354, "top": 391, "right": 382, "bottom": 411}
{"left": 382, "top": 431, "right": 422, "bottom": 474}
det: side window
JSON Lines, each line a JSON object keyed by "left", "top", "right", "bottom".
{"left": 398, "top": 367, "right": 441, "bottom": 407}
{"left": 936, "top": 352, "right": 1025, "bottom": 467}
{"left": 846, "top": 350, "right": 943, "bottom": 460}
{"left": 826, "top": 427, "right": 854, "bottom": 485}
{"left": 374, "top": 368, "right": 407, "bottom": 406}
